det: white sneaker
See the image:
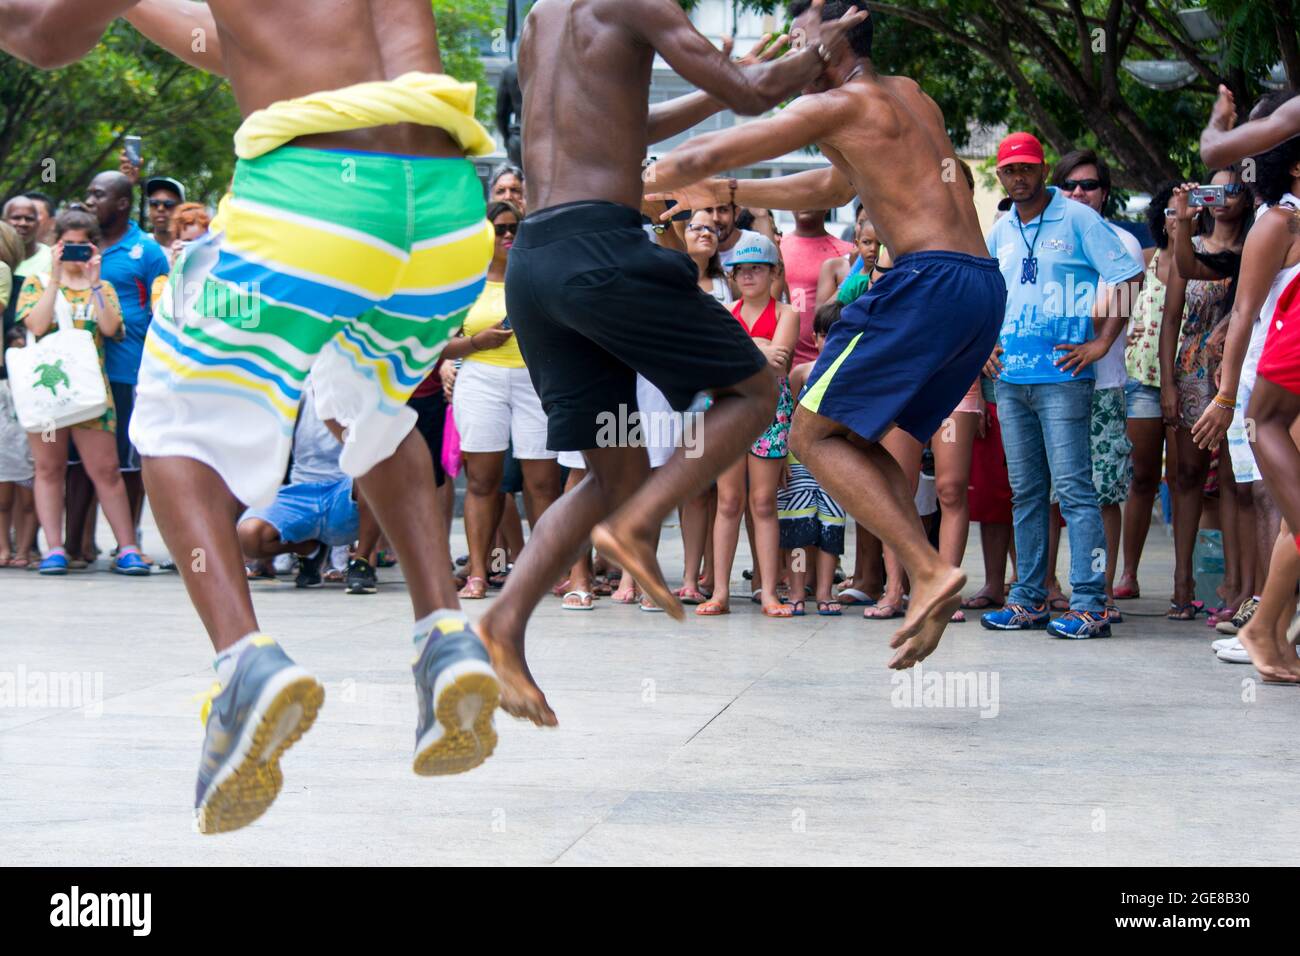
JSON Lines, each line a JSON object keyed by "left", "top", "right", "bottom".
{"left": 1211, "top": 635, "right": 1240, "bottom": 653}
{"left": 1216, "top": 642, "right": 1250, "bottom": 664}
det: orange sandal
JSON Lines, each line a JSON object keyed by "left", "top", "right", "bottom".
{"left": 695, "top": 599, "right": 729, "bottom": 616}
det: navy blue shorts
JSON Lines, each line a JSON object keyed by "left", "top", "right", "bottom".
{"left": 800, "top": 251, "right": 1005, "bottom": 443}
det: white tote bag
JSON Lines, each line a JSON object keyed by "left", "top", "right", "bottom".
{"left": 4, "top": 276, "right": 109, "bottom": 432}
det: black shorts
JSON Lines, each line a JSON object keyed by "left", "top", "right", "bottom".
{"left": 407, "top": 390, "right": 447, "bottom": 487}
{"left": 507, "top": 200, "right": 766, "bottom": 451}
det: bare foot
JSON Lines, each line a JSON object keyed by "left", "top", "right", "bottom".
{"left": 477, "top": 611, "right": 559, "bottom": 726}
{"left": 591, "top": 521, "right": 683, "bottom": 621}
{"left": 888, "top": 566, "right": 966, "bottom": 670}
{"left": 1238, "top": 618, "right": 1300, "bottom": 684}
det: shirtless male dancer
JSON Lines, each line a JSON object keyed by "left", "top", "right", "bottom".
{"left": 477, "top": 0, "right": 867, "bottom": 727}
{"left": 647, "top": 0, "right": 1007, "bottom": 666}
{"left": 2, "top": 0, "right": 505, "bottom": 833}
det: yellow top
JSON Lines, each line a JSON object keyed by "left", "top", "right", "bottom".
{"left": 233, "top": 72, "right": 495, "bottom": 161}
{"left": 461, "top": 281, "right": 523, "bottom": 368}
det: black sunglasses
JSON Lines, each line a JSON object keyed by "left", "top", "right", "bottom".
{"left": 149, "top": 198, "right": 179, "bottom": 210}
{"left": 1062, "top": 178, "right": 1102, "bottom": 192}
{"left": 494, "top": 222, "right": 518, "bottom": 237}
{"left": 1224, "top": 183, "right": 1247, "bottom": 196}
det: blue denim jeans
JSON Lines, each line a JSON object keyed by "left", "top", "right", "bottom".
{"left": 995, "top": 379, "right": 1106, "bottom": 612}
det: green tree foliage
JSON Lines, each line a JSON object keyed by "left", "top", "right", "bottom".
{"left": 1, "top": 21, "right": 239, "bottom": 209}
{"left": 680, "top": 1, "right": 1298, "bottom": 192}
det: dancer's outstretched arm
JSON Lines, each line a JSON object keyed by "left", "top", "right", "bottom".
{"left": 646, "top": 93, "right": 855, "bottom": 210}
{"left": 647, "top": 33, "right": 793, "bottom": 144}
{"left": 0, "top": 0, "right": 140, "bottom": 67}
{"left": 123, "top": 0, "right": 223, "bottom": 75}
{"left": 1202, "top": 84, "right": 1300, "bottom": 168}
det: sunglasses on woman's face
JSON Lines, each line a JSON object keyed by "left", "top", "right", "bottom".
{"left": 494, "top": 222, "right": 518, "bottom": 237}
{"left": 149, "top": 198, "right": 178, "bottom": 210}
{"left": 1223, "top": 183, "right": 1247, "bottom": 197}
{"left": 686, "top": 223, "right": 717, "bottom": 236}
{"left": 1061, "top": 178, "right": 1102, "bottom": 192}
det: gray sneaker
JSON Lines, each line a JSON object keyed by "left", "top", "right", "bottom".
{"left": 411, "top": 618, "right": 500, "bottom": 776}
{"left": 194, "top": 637, "right": 324, "bottom": 834}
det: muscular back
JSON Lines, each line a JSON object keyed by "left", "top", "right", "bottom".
{"left": 819, "top": 74, "right": 987, "bottom": 260}
{"left": 519, "top": 0, "right": 659, "bottom": 212}
{"left": 207, "top": 0, "right": 459, "bottom": 155}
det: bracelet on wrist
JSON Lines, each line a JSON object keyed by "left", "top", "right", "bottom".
{"left": 1211, "top": 393, "right": 1236, "bottom": 410}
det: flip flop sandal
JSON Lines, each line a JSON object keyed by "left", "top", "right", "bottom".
{"left": 762, "top": 603, "right": 794, "bottom": 618}
{"left": 750, "top": 588, "right": 765, "bottom": 604}
{"left": 611, "top": 590, "right": 640, "bottom": 605}
{"left": 592, "top": 576, "right": 613, "bottom": 596}
{"left": 1166, "top": 600, "right": 1205, "bottom": 621}
{"left": 675, "top": 586, "right": 708, "bottom": 605}
{"left": 789, "top": 599, "right": 806, "bottom": 617}
{"left": 245, "top": 564, "right": 276, "bottom": 580}
{"left": 950, "top": 609, "right": 967, "bottom": 623}
{"left": 695, "top": 600, "right": 729, "bottom": 616}
{"left": 550, "top": 579, "right": 572, "bottom": 597}
{"left": 1112, "top": 583, "right": 1140, "bottom": 600}
{"left": 458, "top": 576, "right": 488, "bottom": 600}
{"left": 863, "top": 602, "right": 903, "bottom": 620}
{"left": 817, "top": 601, "right": 843, "bottom": 617}
{"left": 562, "top": 590, "right": 596, "bottom": 611}
{"left": 959, "top": 593, "right": 1002, "bottom": 610}
{"left": 837, "top": 587, "right": 874, "bottom": 606}
{"left": 639, "top": 598, "right": 665, "bottom": 613}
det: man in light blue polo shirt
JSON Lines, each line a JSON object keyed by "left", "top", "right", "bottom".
{"left": 981, "top": 133, "right": 1142, "bottom": 639}
{"left": 86, "top": 171, "right": 170, "bottom": 531}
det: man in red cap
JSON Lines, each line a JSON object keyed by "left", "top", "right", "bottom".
{"left": 979, "top": 131, "right": 1143, "bottom": 639}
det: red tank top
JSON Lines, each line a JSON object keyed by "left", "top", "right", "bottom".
{"left": 731, "top": 297, "right": 778, "bottom": 340}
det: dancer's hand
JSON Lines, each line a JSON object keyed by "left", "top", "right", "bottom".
{"left": 1209, "top": 85, "right": 1237, "bottom": 132}
{"left": 1053, "top": 339, "right": 1106, "bottom": 376}
{"left": 645, "top": 178, "right": 730, "bottom": 217}
{"left": 1191, "top": 401, "right": 1232, "bottom": 450}
{"left": 735, "top": 32, "right": 791, "bottom": 67}
{"left": 792, "top": 0, "right": 869, "bottom": 64}
{"left": 50, "top": 240, "right": 65, "bottom": 284}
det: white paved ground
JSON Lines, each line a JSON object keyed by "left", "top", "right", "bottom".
{"left": 1, "top": 515, "right": 1296, "bottom": 865}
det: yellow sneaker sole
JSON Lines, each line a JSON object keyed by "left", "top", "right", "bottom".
{"left": 413, "top": 670, "right": 500, "bottom": 777}
{"left": 196, "top": 676, "right": 324, "bottom": 834}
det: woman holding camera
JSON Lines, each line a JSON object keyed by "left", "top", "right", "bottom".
{"left": 16, "top": 210, "right": 148, "bottom": 576}
{"left": 1158, "top": 171, "right": 1252, "bottom": 620}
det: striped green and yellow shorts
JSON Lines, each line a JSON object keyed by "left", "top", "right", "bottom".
{"left": 132, "top": 146, "right": 493, "bottom": 506}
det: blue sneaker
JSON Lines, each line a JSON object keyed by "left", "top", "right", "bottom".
{"left": 412, "top": 617, "right": 500, "bottom": 776}
{"left": 980, "top": 602, "right": 1050, "bottom": 630}
{"left": 194, "top": 637, "right": 324, "bottom": 834}
{"left": 1047, "top": 609, "right": 1112, "bottom": 639}
{"left": 111, "top": 551, "right": 151, "bottom": 576}
{"left": 38, "top": 553, "right": 68, "bottom": 575}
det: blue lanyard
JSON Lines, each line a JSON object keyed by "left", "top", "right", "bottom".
{"left": 1015, "top": 209, "right": 1046, "bottom": 285}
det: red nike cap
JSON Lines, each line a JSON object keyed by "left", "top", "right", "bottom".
{"left": 996, "top": 132, "right": 1045, "bottom": 168}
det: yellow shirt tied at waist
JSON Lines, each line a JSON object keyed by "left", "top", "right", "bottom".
{"left": 231, "top": 71, "right": 495, "bottom": 161}
{"left": 462, "top": 281, "right": 523, "bottom": 368}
